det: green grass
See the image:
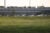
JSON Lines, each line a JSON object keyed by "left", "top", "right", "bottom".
{"left": 0, "top": 16, "right": 50, "bottom": 33}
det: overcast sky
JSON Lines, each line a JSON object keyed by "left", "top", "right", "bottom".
{"left": 0, "top": 0, "right": 50, "bottom": 7}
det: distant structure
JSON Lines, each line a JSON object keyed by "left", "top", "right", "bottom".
{"left": 29, "top": 0, "right": 31, "bottom": 7}
{"left": 0, "top": 0, "right": 50, "bottom": 16}
{"left": 4, "top": 0, "right": 6, "bottom": 7}
{"left": 0, "top": 6, "right": 50, "bottom": 16}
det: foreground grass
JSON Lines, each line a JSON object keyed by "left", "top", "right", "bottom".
{"left": 0, "top": 16, "right": 50, "bottom": 33}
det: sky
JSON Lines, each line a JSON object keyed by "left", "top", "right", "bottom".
{"left": 0, "top": 0, "right": 50, "bottom": 7}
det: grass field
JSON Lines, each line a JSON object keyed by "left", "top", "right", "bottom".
{"left": 0, "top": 16, "right": 50, "bottom": 33}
